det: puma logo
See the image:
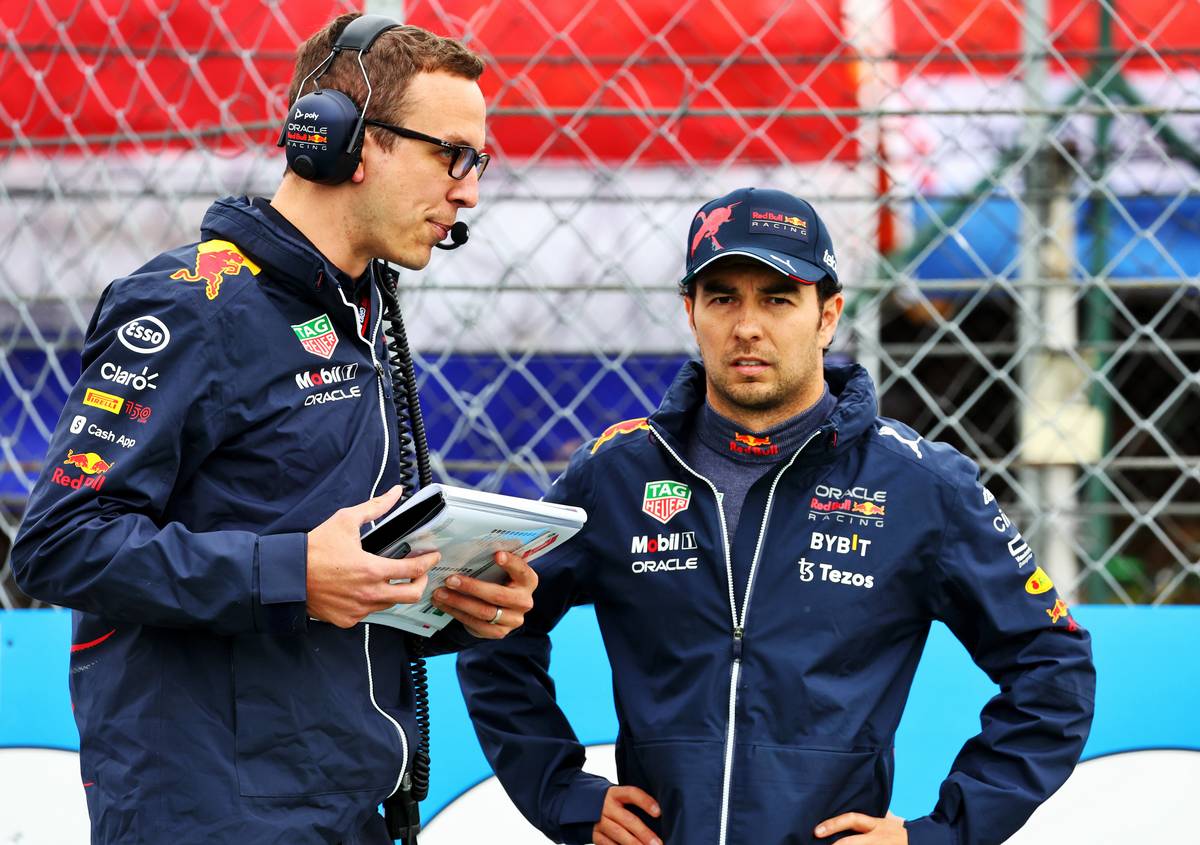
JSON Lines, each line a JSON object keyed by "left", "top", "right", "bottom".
{"left": 879, "top": 425, "right": 923, "bottom": 459}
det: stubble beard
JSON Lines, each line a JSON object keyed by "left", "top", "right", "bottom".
{"left": 706, "top": 349, "right": 823, "bottom": 421}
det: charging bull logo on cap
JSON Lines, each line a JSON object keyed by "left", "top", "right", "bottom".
{"left": 643, "top": 480, "right": 692, "bottom": 524}
{"left": 170, "top": 240, "right": 261, "bottom": 300}
{"left": 690, "top": 202, "right": 741, "bottom": 257}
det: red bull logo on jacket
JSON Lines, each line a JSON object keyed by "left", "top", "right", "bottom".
{"left": 53, "top": 450, "right": 114, "bottom": 491}
{"left": 591, "top": 418, "right": 650, "bottom": 454}
{"left": 642, "top": 480, "right": 692, "bottom": 524}
{"left": 170, "top": 239, "right": 261, "bottom": 300}
{"left": 808, "top": 484, "right": 887, "bottom": 527}
{"left": 63, "top": 450, "right": 114, "bottom": 475}
{"left": 1047, "top": 598, "right": 1072, "bottom": 625}
{"left": 730, "top": 433, "right": 779, "bottom": 456}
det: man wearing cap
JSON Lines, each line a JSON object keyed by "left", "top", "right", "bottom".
{"left": 457, "top": 188, "right": 1095, "bottom": 845}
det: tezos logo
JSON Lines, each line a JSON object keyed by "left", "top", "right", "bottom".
{"left": 118, "top": 316, "right": 170, "bottom": 354}
{"left": 797, "top": 556, "right": 874, "bottom": 589}
{"left": 642, "top": 480, "right": 692, "bottom": 524}
{"left": 823, "top": 249, "right": 837, "bottom": 271}
{"left": 101, "top": 362, "right": 158, "bottom": 391}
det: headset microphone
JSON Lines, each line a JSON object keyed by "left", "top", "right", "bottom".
{"left": 434, "top": 221, "right": 470, "bottom": 250}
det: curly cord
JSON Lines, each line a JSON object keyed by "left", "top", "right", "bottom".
{"left": 374, "top": 260, "right": 432, "bottom": 842}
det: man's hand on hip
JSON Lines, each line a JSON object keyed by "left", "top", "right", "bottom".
{"left": 430, "top": 549, "right": 538, "bottom": 638}
{"left": 814, "top": 811, "right": 907, "bottom": 844}
{"left": 306, "top": 485, "right": 437, "bottom": 628}
{"left": 592, "top": 785, "right": 662, "bottom": 845}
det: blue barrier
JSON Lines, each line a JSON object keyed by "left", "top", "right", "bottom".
{"left": 2, "top": 605, "right": 1197, "bottom": 821}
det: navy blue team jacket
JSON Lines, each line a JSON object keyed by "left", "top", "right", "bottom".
{"left": 13, "top": 196, "right": 474, "bottom": 843}
{"left": 457, "top": 361, "right": 1096, "bottom": 845}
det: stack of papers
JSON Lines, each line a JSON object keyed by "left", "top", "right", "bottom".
{"left": 361, "top": 484, "right": 587, "bottom": 636}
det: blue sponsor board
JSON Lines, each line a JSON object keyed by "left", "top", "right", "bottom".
{"left": 911, "top": 196, "right": 1200, "bottom": 286}
{"left": 3, "top": 606, "right": 1198, "bottom": 822}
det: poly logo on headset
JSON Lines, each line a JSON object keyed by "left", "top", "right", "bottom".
{"left": 286, "top": 117, "right": 330, "bottom": 149}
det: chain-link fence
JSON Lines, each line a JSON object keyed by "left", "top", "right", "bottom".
{"left": 2, "top": 0, "right": 1197, "bottom": 610}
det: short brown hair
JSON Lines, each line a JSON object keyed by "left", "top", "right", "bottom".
{"left": 285, "top": 13, "right": 484, "bottom": 152}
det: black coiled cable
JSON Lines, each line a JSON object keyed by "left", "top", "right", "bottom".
{"left": 374, "top": 259, "right": 432, "bottom": 844}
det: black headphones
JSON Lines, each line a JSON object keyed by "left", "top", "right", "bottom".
{"left": 277, "top": 15, "right": 401, "bottom": 185}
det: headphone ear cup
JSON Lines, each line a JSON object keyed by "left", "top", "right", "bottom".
{"left": 281, "top": 90, "right": 364, "bottom": 185}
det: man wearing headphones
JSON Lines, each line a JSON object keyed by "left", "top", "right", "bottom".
{"left": 12, "top": 13, "right": 535, "bottom": 843}
{"left": 457, "top": 188, "right": 1095, "bottom": 845}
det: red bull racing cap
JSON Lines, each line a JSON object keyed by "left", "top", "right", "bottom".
{"left": 680, "top": 187, "right": 841, "bottom": 291}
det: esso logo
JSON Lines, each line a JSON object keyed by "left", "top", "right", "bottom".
{"left": 118, "top": 316, "right": 170, "bottom": 354}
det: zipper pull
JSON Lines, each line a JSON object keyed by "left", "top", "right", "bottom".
{"left": 732, "top": 626, "right": 744, "bottom": 661}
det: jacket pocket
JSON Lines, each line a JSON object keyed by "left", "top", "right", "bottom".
{"left": 731, "top": 744, "right": 889, "bottom": 844}
{"left": 231, "top": 626, "right": 404, "bottom": 797}
{"left": 626, "top": 739, "right": 724, "bottom": 845}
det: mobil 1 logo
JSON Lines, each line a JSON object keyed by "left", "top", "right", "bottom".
{"left": 630, "top": 530, "right": 700, "bottom": 574}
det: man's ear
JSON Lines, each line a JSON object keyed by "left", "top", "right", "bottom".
{"left": 819, "top": 291, "right": 845, "bottom": 346}
{"left": 683, "top": 292, "right": 698, "bottom": 337}
{"left": 352, "top": 130, "right": 382, "bottom": 184}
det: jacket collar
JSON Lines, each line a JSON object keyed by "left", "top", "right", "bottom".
{"left": 649, "top": 359, "right": 879, "bottom": 460}
{"left": 199, "top": 196, "right": 343, "bottom": 292}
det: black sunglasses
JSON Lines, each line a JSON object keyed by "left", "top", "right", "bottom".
{"left": 364, "top": 120, "right": 490, "bottom": 180}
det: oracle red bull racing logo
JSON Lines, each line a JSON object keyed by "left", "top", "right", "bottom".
{"left": 53, "top": 449, "right": 114, "bottom": 491}
{"left": 591, "top": 418, "right": 650, "bottom": 454}
{"left": 286, "top": 109, "right": 330, "bottom": 149}
{"left": 170, "top": 240, "right": 261, "bottom": 300}
{"left": 808, "top": 484, "right": 887, "bottom": 528}
{"left": 642, "top": 480, "right": 692, "bottom": 524}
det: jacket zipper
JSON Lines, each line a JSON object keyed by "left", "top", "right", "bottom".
{"left": 334, "top": 276, "right": 390, "bottom": 517}
{"left": 364, "top": 624, "right": 408, "bottom": 798}
{"left": 336, "top": 274, "right": 405, "bottom": 796}
{"left": 649, "top": 424, "right": 825, "bottom": 845}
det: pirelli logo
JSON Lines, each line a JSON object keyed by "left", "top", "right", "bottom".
{"left": 83, "top": 388, "right": 124, "bottom": 415}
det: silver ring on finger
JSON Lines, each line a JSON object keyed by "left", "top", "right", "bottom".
{"left": 488, "top": 606, "right": 503, "bottom": 625}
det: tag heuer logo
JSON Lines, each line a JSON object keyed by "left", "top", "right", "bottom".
{"left": 291, "top": 314, "right": 339, "bottom": 359}
{"left": 643, "top": 480, "right": 692, "bottom": 524}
